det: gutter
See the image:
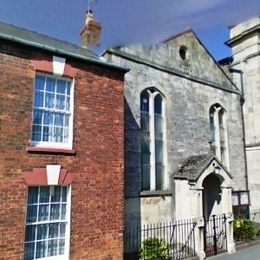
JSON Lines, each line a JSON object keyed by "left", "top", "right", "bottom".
{"left": 229, "top": 68, "right": 249, "bottom": 191}
{"left": 225, "top": 24, "right": 260, "bottom": 46}
{"left": 105, "top": 49, "right": 240, "bottom": 95}
{"left": 0, "top": 32, "right": 129, "bottom": 73}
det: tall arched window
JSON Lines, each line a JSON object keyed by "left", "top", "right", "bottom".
{"left": 209, "top": 104, "right": 229, "bottom": 169}
{"left": 141, "top": 88, "right": 165, "bottom": 190}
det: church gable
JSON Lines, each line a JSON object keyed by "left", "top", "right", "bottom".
{"left": 109, "top": 30, "right": 237, "bottom": 92}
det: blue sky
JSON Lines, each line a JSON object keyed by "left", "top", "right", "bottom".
{"left": 0, "top": 0, "right": 259, "bottom": 60}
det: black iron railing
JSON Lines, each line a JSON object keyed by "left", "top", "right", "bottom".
{"left": 124, "top": 219, "right": 196, "bottom": 260}
{"left": 204, "top": 214, "right": 227, "bottom": 257}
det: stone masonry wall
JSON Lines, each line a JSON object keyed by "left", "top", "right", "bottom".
{"left": 229, "top": 17, "right": 260, "bottom": 210}
{"left": 0, "top": 40, "right": 125, "bottom": 260}
{"left": 104, "top": 36, "right": 247, "bottom": 224}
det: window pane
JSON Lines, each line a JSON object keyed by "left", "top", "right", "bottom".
{"left": 48, "top": 239, "right": 58, "bottom": 257}
{"left": 155, "top": 140, "right": 163, "bottom": 164}
{"left": 28, "top": 187, "right": 39, "bottom": 204}
{"left": 66, "top": 96, "right": 70, "bottom": 111}
{"left": 141, "top": 91, "right": 149, "bottom": 112}
{"left": 210, "top": 117, "right": 215, "bottom": 142}
{"left": 59, "top": 239, "right": 65, "bottom": 255}
{"left": 219, "top": 109, "right": 224, "bottom": 128}
{"left": 26, "top": 205, "right": 37, "bottom": 223}
{"left": 45, "top": 93, "right": 55, "bottom": 108}
{"left": 43, "top": 126, "right": 51, "bottom": 142}
{"left": 155, "top": 114, "right": 163, "bottom": 135}
{"left": 142, "top": 165, "right": 150, "bottom": 190}
{"left": 50, "top": 205, "right": 60, "bottom": 220}
{"left": 141, "top": 137, "right": 150, "bottom": 155}
{"left": 54, "top": 113, "right": 64, "bottom": 126}
{"left": 62, "top": 187, "right": 67, "bottom": 202}
{"left": 57, "top": 79, "right": 66, "bottom": 94}
{"left": 24, "top": 242, "right": 35, "bottom": 260}
{"left": 25, "top": 225, "right": 36, "bottom": 242}
{"left": 220, "top": 127, "right": 225, "bottom": 144}
{"left": 66, "top": 82, "right": 71, "bottom": 95}
{"left": 34, "top": 91, "right": 44, "bottom": 108}
{"left": 49, "top": 223, "right": 59, "bottom": 238}
{"left": 51, "top": 186, "right": 61, "bottom": 202}
{"left": 61, "top": 204, "right": 66, "bottom": 220}
{"left": 38, "top": 205, "right": 49, "bottom": 221}
{"left": 64, "top": 114, "right": 69, "bottom": 127}
{"left": 141, "top": 112, "right": 149, "bottom": 131}
{"left": 142, "top": 152, "right": 150, "bottom": 166}
{"left": 64, "top": 128, "right": 69, "bottom": 143}
{"left": 39, "top": 187, "right": 50, "bottom": 203}
{"left": 43, "top": 111, "right": 53, "bottom": 125}
{"left": 232, "top": 193, "right": 239, "bottom": 206}
{"left": 37, "top": 224, "right": 48, "bottom": 240}
{"left": 60, "top": 223, "right": 66, "bottom": 237}
{"left": 33, "top": 110, "right": 43, "bottom": 125}
{"left": 240, "top": 192, "right": 249, "bottom": 205}
{"left": 156, "top": 164, "right": 164, "bottom": 190}
{"left": 35, "top": 75, "right": 45, "bottom": 91}
{"left": 46, "top": 77, "right": 56, "bottom": 92}
{"left": 32, "top": 125, "right": 42, "bottom": 141}
{"left": 54, "top": 127, "right": 63, "bottom": 143}
{"left": 36, "top": 241, "right": 47, "bottom": 258}
{"left": 154, "top": 94, "right": 162, "bottom": 114}
{"left": 56, "top": 95, "right": 65, "bottom": 110}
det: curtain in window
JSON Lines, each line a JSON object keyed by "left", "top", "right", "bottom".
{"left": 24, "top": 186, "right": 68, "bottom": 260}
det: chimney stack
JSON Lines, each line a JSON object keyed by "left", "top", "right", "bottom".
{"left": 80, "top": 10, "right": 101, "bottom": 48}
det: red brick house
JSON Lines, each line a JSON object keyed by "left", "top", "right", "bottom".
{"left": 0, "top": 21, "right": 127, "bottom": 260}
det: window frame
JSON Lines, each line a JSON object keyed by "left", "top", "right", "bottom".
{"left": 30, "top": 73, "right": 74, "bottom": 150}
{"left": 140, "top": 88, "right": 167, "bottom": 191}
{"left": 209, "top": 104, "right": 230, "bottom": 170}
{"left": 232, "top": 190, "right": 250, "bottom": 207}
{"left": 24, "top": 185, "right": 71, "bottom": 260}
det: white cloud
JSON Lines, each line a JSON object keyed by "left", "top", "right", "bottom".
{"left": 97, "top": 0, "right": 259, "bottom": 49}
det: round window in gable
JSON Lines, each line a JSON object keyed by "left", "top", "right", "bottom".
{"left": 179, "top": 45, "right": 188, "bottom": 61}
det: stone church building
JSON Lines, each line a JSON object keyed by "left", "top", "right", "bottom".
{"left": 103, "top": 26, "right": 250, "bottom": 226}
{"left": 103, "top": 16, "right": 259, "bottom": 258}
{"left": 104, "top": 17, "right": 260, "bottom": 230}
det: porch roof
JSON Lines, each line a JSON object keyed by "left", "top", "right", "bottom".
{"left": 174, "top": 153, "right": 232, "bottom": 181}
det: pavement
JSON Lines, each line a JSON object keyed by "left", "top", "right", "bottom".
{"left": 208, "top": 245, "right": 260, "bottom": 259}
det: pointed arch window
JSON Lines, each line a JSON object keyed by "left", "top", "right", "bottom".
{"left": 141, "top": 88, "right": 166, "bottom": 191}
{"left": 209, "top": 104, "right": 229, "bottom": 169}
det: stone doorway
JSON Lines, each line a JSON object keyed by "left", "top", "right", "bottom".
{"left": 202, "top": 173, "right": 222, "bottom": 220}
{"left": 174, "top": 154, "right": 235, "bottom": 258}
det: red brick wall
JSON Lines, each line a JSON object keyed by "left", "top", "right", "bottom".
{"left": 0, "top": 40, "right": 125, "bottom": 260}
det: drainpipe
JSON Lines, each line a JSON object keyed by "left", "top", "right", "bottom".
{"left": 229, "top": 68, "right": 249, "bottom": 191}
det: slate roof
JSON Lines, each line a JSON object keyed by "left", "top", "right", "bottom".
{"left": 0, "top": 21, "right": 128, "bottom": 72}
{"left": 174, "top": 153, "right": 231, "bottom": 181}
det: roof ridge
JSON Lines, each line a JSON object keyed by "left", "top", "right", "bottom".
{"left": 0, "top": 20, "right": 98, "bottom": 58}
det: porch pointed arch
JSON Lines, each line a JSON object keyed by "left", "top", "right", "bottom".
{"left": 173, "top": 153, "right": 233, "bottom": 220}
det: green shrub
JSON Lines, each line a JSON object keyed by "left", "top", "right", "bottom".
{"left": 234, "top": 218, "right": 255, "bottom": 241}
{"left": 140, "top": 237, "right": 171, "bottom": 260}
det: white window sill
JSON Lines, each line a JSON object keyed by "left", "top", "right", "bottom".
{"left": 37, "top": 254, "right": 68, "bottom": 260}
{"left": 140, "top": 190, "right": 172, "bottom": 197}
{"left": 26, "top": 145, "right": 76, "bottom": 155}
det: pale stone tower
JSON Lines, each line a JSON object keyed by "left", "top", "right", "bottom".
{"left": 227, "top": 17, "right": 260, "bottom": 211}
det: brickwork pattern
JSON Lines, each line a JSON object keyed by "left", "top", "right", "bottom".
{"left": 0, "top": 40, "right": 125, "bottom": 260}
